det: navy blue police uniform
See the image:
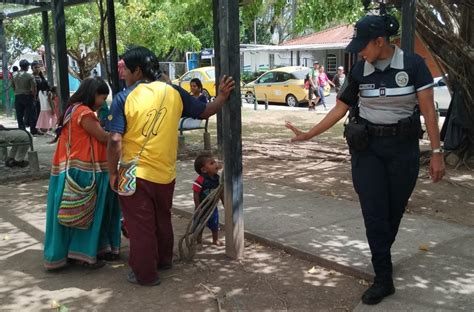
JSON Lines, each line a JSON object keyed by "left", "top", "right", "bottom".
{"left": 339, "top": 40, "right": 434, "bottom": 284}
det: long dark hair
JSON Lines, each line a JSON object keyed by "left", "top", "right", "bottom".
{"left": 190, "top": 78, "right": 203, "bottom": 92}
{"left": 123, "top": 46, "right": 161, "bottom": 81}
{"left": 52, "top": 77, "right": 109, "bottom": 143}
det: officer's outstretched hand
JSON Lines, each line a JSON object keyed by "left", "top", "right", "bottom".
{"left": 430, "top": 154, "right": 445, "bottom": 183}
{"left": 218, "top": 75, "right": 236, "bottom": 100}
{"left": 285, "top": 121, "right": 307, "bottom": 142}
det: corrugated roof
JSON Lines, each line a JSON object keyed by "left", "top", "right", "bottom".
{"left": 281, "top": 24, "right": 354, "bottom": 46}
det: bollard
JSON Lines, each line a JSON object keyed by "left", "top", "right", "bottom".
{"left": 253, "top": 93, "right": 257, "bottom": 111}
{"left": 203, "top": 132, "right": 211, "bottom": 151}
{"left": 178, "top": 134, "right": 186, "bottom": 154}
{"left": 265, "top": 94, "right": 269, "bottom": 110}
{"left": 28, "top": 151, "right": 40, "bottom": 173}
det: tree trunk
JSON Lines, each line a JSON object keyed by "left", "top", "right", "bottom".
{"left": 67, "top": 47, "right": 101, "bottom": 80}
{"left": 416, "top": 1, "right": 474, "bottom": 159}
{"left": 97, "top": 0, "right": 111, "bottom": 85}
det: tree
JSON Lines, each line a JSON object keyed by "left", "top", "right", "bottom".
{"left": 4, "top": 14, "right": 42, "bottom": 62}
{"left": 413, "top": 1, "right": 474, "bottom": 160}
{"left": 239, "top": 0, "right": 365, "bottom": 45}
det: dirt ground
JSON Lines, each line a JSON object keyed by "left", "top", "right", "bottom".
{"left": 0, "top": 181, "right": 366, "bottom": 311}
{"left": 188, "top": 108, "right": 474, "bottom": 227}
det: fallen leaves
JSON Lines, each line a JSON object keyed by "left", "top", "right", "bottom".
{"left": 419, "top": 244, "right": 430, "bottom": 252}
{"left": 51, "top": 300, "right": 68, "bottom": 312}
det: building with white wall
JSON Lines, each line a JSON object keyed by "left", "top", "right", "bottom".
{"left": 241, "top": 25, "right": 356, "bottom": 77}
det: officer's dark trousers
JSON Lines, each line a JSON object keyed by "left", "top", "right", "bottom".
{"left": 15, "top": 94, "right": 38, "bottom": 134}
{"left": 351, "top": 135, "right": 419, "bottom": 283}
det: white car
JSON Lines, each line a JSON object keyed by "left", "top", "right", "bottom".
{"left": 433, "top": 76, "right": 451, "bottom": 116}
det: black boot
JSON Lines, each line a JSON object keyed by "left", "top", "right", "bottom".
{"left": 362, "top": 279, "right": 395, "bottom": 305}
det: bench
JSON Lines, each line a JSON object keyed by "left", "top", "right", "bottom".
{"left": 178, "top": 117, "right": 211, "bottom": 152}
{"left": 0, "top": 128, "right": 40, "bottom": 172}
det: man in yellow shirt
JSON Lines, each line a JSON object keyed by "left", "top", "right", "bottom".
{"left": 107, "top": 46, "right": 235, "bottom": 286}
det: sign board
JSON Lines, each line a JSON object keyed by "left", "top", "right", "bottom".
{"left": 201, "top": 48, "right": 214, "bottom": 59}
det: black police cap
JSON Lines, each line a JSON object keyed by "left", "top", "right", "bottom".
{"left": 346, "top": 15, "right": 399, "bottom": 54}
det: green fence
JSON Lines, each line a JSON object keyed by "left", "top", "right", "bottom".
{"left": 0, "top": 79, "right": 15, "bottom": 115}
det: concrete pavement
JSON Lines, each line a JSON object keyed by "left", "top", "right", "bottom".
{"left": 174, "top": 160, "right": 474, "bottom": 311}
{"left": 1, "top": 111, "right": 471, "bottom": 311}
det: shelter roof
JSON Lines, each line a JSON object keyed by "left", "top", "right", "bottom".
{"left": 0, "top": 0, "right": 90, "bottom": 19}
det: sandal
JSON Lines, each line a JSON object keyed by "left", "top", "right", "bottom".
{"left": 73, "top": 259, "right": 106, "bottom": 269}
{"left": 97, "top": 253, "right": 120, "bottom": 261}
{"left": 157, "top": 263, "right": 173, "bottom": 271}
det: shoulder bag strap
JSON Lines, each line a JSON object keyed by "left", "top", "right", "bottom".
{"left": 136, "top": 83, "right": 168, "bottom": 159}
{"left": 65, "top": 104, "right": 96, "bottom": 186}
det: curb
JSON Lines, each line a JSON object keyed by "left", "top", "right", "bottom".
{"left": 0, "top": 170, "right": 50, "bottom": 185}
{"left": 171, "top": 207, "right": 374, "bottom": 282}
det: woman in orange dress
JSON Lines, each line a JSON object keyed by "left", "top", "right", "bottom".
{"left": 44, "top": 78, "right": 121, "bottom": 270}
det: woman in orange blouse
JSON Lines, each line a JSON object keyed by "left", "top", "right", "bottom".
{"left": 44, "top": 78, "right": 121, "bottom": 270}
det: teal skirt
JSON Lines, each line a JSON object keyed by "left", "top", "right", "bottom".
{"left": 43, "top": 168, "right": 121, "bottom": 269}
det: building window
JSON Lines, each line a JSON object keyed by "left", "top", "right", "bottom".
{"left": 326, "top": 54, "right": 337, "bottom": 74}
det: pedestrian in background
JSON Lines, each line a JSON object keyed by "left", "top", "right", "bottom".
{"left": 12, "top": 60, "right": 39, "bottom": 135}
{"left": 332, "top": 66, "right": 346, "bottom": 93}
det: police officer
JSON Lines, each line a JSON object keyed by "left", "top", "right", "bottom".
{"left": 285, "top": 14, "right": 445, "bottom": 305}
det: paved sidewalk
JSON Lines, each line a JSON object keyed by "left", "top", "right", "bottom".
{"left": 174, "top": 160, "right": 474, "bottom": 311}
{"left": 1, "top": 111, "right": 471, "bottom": 310}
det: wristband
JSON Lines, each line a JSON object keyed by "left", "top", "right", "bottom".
{"left": 432, "top": 147, "right": 444, "bottom": 154}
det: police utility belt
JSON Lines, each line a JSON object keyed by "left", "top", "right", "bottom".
{"left": 343, "top": 106, "right": 422, "bottom": 152}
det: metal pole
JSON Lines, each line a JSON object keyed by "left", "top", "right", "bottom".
{"left": 401, "top": 0, "right": 416, "bottom": 53}
{"left": 107, "top": 0, "right": 119, "bottom": 95}
{"left": 42, "top": 11, "right": 54, "bottom": 86}
{"left": 52, "top": 0, "right": 70, "bottom": 112}
{"left": 0, "top": 19, "right": 11, "bottom": 117}
{"left": 213, "top": 0, "right": 223, "bottom": 157}
{"left": 218, "top": 0, "right": 244, "bottom": 260}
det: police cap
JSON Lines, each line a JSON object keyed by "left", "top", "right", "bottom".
{"left": 346, "top": 15, "right": 399, "bottom": 54}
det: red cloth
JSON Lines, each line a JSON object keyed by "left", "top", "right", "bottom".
{"left": 192, "top": 175, "right": 205, "bottom": 193}
{"left": 118, "top": 59, "right": 126, "bottom": 80}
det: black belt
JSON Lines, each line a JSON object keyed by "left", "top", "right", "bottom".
{"left": 367, "top": 124, "right": 398, "bottom": 137}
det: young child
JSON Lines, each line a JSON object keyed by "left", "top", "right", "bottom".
{"left": 193, "top": 153, "right": 222, "bottom": 246}
{"left": 50, "top": 86, "right": 60, "bottom": 120}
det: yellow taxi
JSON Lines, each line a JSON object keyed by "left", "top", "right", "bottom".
{"left": 172, "top": 66, "right": 216, "bottom": 98}
{"left": 241, "top": 66, "right": 312, "bottom": 107}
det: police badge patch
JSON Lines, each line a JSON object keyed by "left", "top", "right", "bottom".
{"left": 395, "top": 71, "right": 409, "bottom": 87}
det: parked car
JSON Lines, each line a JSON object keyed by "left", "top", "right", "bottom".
{"left": 433, "top": 76, "right": 451, "bottom": 116}
{"left": 241, "top": 66, "right": 312, "bottom": 107}
{"left": 172, "top": 66, "right": 216, "bottom": 99}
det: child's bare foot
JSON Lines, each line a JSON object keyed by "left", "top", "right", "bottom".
{"left": 212, "top": 240, "right": 223, "bottom": 246}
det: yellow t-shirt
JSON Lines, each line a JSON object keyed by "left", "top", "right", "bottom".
{"left": 121, "top": 82, "right": 183, "bottom": 184}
